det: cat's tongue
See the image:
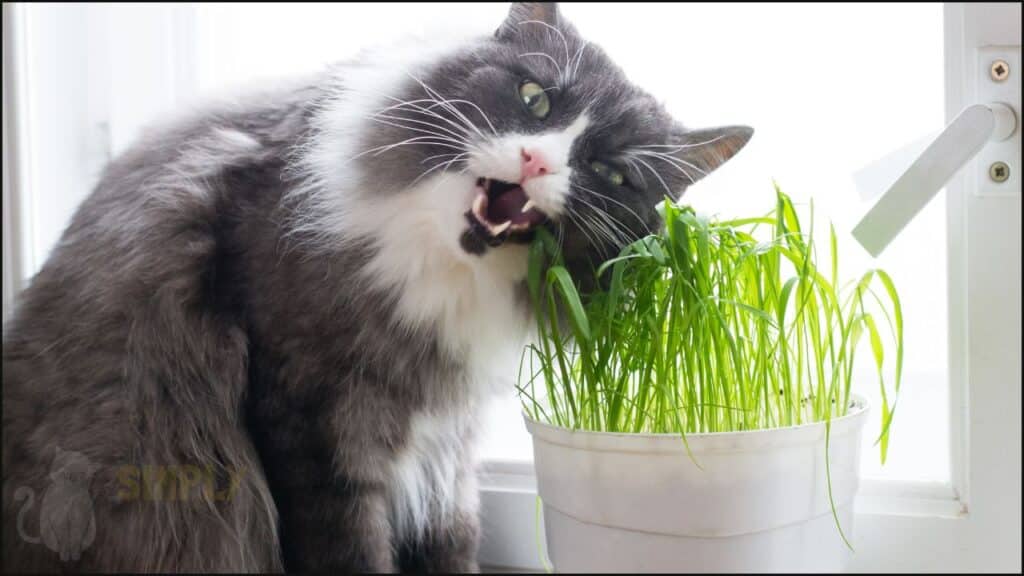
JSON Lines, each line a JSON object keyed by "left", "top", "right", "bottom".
{"left": 467, "top": 178, "right": 546, "bottom": 242}
{"left": 487, "top": 185, "right": 542, "bottom": 227}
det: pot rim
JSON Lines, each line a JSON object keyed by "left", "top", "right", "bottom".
{"left": 523, "top": 394, "right": 870, "bottom": 452}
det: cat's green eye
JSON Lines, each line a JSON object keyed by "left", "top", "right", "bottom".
{"left": 519, "top": 80, "right": 550, "bottom": 120}
{"left": 591, "top": 161, "right": 626, "bottom": 187}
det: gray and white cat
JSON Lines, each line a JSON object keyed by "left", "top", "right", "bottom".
{"left": 2, "top": 3, "right": 751, "bottom": 572}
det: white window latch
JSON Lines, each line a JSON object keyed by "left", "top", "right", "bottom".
{"left": 853, "top": 102, "right": 1017, "bottom": 257}
{"left": 852, "top": 47, "right": 1020, "bottom": 258}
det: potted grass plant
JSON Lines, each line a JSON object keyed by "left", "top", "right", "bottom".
{"left": 517, "top": 185, "right": 904, "bottom": 573}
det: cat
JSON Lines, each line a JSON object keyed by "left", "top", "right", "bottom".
{"left": 2, "top": 2, "right": 751, "bottom": 572}
{"left": 14, "top": 447, "right": 98, "bottom": 563}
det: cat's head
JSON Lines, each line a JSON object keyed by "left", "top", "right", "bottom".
{"left": 345, "top": 2, "right": 751, "bottom": 279}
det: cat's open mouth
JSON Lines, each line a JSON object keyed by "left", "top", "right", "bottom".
{"left": 465, "top": 177, "right": 547, "bottom": 246}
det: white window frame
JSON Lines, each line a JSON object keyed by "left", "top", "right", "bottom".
{"left": 3, "top": 3, "right": 1019, "bottom": 572}
{"left": 2, "top": 3, "right": 198, "bottom": 287}
{"left": 3, "top": 2, "right": 28, "bottom": 321}
{"left": 478, "top": 3, "right": 1021, "bottom": 571}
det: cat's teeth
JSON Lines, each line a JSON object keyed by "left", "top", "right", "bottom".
{"left": 472, "top": 193, "right": 487, "bottom": 216}
{"left": 492, "top": 220, "right": 512, "bottom": 235}
{"left": 521, "top": 199, "right": 538, "bottom": 213}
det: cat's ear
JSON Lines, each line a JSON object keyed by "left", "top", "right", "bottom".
{"left": 496, "top": 2, "right": 561, "bottom": 41}
{"left": 670, "top": 125, "right": 753, "bottom": 186}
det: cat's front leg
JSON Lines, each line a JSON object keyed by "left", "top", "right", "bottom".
{"left": 400, "top": 467, "right": 481, "bottom": 573}
{"left": 278, "top": 477, "right": 395, "bottom": 573}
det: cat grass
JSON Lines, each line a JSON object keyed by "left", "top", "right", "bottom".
{"left": 518, "top": 184, "right": 904, "bottom": 547}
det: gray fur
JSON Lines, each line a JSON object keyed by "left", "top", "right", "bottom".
{"left": 2, "top": 2, "right": 751, "bottom": 572}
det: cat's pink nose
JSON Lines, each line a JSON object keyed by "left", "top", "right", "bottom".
{"left": 520, "top": 148, "right": 551, "bottom": 182}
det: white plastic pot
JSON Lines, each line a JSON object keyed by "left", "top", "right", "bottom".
{"left": 525, "top": 396, "right": 870, "bottom": 573}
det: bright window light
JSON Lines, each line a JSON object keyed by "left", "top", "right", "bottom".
{"left": 21, "top": 3, "right": 948, "bottom": 483}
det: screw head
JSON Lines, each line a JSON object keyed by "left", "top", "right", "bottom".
{"left": 989, "top": 161, "right": 1010, "bottom": 183}
{"left": 990, "top": 59, "right": 1009, "bottom": 82}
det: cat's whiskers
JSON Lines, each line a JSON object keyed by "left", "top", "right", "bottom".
{"left": 363, "top": 105, "right": 483, "bottom": 186}
{"left": 371, "top": 112, "right": 473, "bottom": 145}
{"left": 581, "top": 206, "right": 627, "bottom": 250}
{"left": 631, "top": 134, "right": 729, "bottom": 151}
{"left": 622, "top": 156, "right": 648, "bottom": 188}
{"left": 587, "top": 206, "right": 634, "bottom": 250}
{"left": 627, "top": 155, "right": 674, "bottom": 195}
{"left": 570, "top": 190, "right": 638, "bottom": 248}
{"left": 348, "top": 136, "right": 465, "bottom": 164}
{"left": 656, "top": 151, "right": 706, "bottom": 179}
{"left": 359, "top": 81, "right": 495, "bottom": 146}
{"left": 518, "top": 53, "right": 563, "bottom": 79}
{"left": 348, "top": 93, "right": 486, "bottom": 165}
{"left": 564, "top": 198, "right": 619, "bottom": 259}
{"left": 563, "top": 208, "right": 606, "bottom": 258}
{"left": 420, "top": 152, "right": 465, "bottom": 164}
{"left": 569, "top": 41, "right": 589, "bottom": 82}
{"left": 408, "top": 152, "right": 470, "bottom": 188}
{"left": 367, "top": 117, "right": 472, "bottom": 152}
{"left": 571, "top": 183, "right": 651, "bottom": 236}
{"left": 406, "top": 73, "right": 497, "bottom": 138}
{"left": 517, "top": 20, "right": 571, "bottom": 66}
{"left": 420, "top": 97, "right": 498, "bottom": 137}
{"left": 629, "top": 149, "right": 704, "bottom": 182}
{"left": 372, "top": 96, "right": 476, "bottom": 140}
{"left": 414, "top": 153, "right": 472, "bottom": 192}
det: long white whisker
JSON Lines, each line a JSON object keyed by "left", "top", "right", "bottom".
{"left": 519, "top": 52, "right": 563, "bottom": 78}
{"left": 372, "top": 112, "right": 472, "bottom": 144}
{"left": 629, "top": 156, "right": 673, "bottom": 196}
{"left": 373, "top": 139, "right": 465, "bottom": 156}
{"left": 341, "top": 86, "right": 473, "bottom": 138}
{"left": 555, "top": 221, "right": 566, "bottom": 258}
{"left": 421, "top": 152, "right": 464, "bottom": 164}
{"left": 632, "top": 151, "right": 693, "bottom": 180}
{"left": 631, "top": 134, "right": 728, "bottom": 151}
{"left": 367, "top": 117, "right": 471, "bottom": 150}
{"left": 572, "top": 191, "right": 629, "bottom": 239}
{"left": 563, "top": 207, "right": 602, "bottom": 255}
{"left": 409, "top": 152, "right": 469, "bottom": 187}
{"left": 408, "top": 74, "right": 497, "bottom": 138}
{"left": 652, "top": 152, "right": 707, "bottom": 178}
{"left": 583, "top": 207, "right": 627, "bottom": 249}
{"left": 424, "top": 97, "right": 498, "bottom": 136}
{"left": 583, "top": 212, "right": 619, "bottom": 258}
{"left": 570, "top": 41, "right": 588, "bottom": 81}
{"left": 631, "top": 150, "right": 703, "bottom": 182}
{"left": 373, "top": 97, "right": 473, "bottom": 137}
{"left": 574, "top": 194, "right": 636, "bottom": 248}
{"left": 572, "top": 183, "right": 650, "bottom": 232}
{"left": 566, "top": 199, "right": 618, "bottom": 258}
{"left": 622, "top": 157, "right": 648, "bottom": 188}
{"left": 517, "top": 20, "right": 570, "bottom": 65}
{"left": 349, "top": 136, "right": 464, "bottom": 163}
{"left": 407, "top": 74, "right": 487, "bottom": 140}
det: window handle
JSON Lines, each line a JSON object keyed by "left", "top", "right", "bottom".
{"left": 852, "top": 102, "right": 1017, "bottom": 257}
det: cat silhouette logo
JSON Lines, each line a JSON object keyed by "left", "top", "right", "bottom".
{"left": 14, "top": 446, "right": 99, "bottom": 562}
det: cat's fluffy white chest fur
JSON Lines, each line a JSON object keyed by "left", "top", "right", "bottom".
{"left": 292, "top": 33, "right": 547, "bottom": 540}
{"left": 366, "top": 174, "right": 527, "bottom": 540}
